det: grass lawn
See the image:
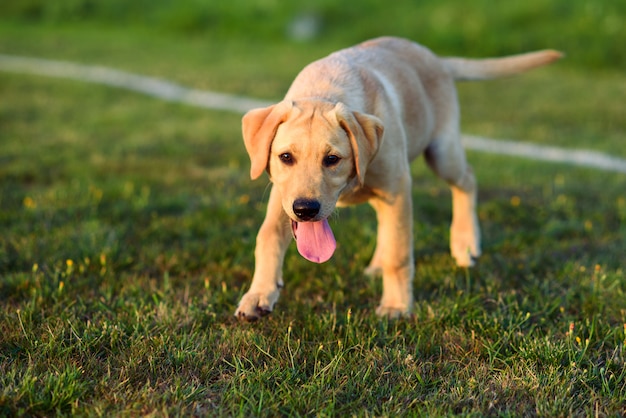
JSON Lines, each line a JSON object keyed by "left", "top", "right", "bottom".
{"left": 1, "top": 13, "right": 626, "bottom": 417}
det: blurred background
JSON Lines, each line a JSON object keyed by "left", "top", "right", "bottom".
{"left": 1, "top": 0, "right": 624, "bottom": 70}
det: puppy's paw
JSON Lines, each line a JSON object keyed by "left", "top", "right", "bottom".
{"left": 375, "top": 304, "right": 411, "bottom": 319}
{"left": 451, "top": 232, "right": 481, "bottom": 267}
{"left": 451, "top": 243, "right": 481, "bottom": 267}
{"left": 235, "top": 290, "right": 280, "bottom": 322}
{"left": 450, "top": 219, "right": 481, "bottom": 267}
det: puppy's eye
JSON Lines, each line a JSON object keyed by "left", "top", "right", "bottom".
{"left": 323, "top": 154, "right": 341, "bottom": 167}
{"left": 279, "top": 153, "right": 294, "bottom": 165}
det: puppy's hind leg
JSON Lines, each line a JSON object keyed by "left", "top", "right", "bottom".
{"left": 425, "top": 135, "right": 481, "bottom": 267}
{"left": 448, "top": 166, "right": 481, "bottom": 266}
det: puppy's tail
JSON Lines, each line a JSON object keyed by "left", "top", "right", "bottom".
{"left": 442, "top": 49, "right": 563, "bottom": 81}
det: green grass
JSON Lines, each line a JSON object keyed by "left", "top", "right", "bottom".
{"left": 1, "top": 5, "right": 626, "bottom": 416}
{"left": 1, "top": 0, "right": 625, "bottom": 69}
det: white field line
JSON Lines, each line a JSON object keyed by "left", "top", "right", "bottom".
{"left": 0, "top": 54, "right": 273, "bottom": 113}
{"left": 462, "top": 135, "right": 626, "bottom": 174}
{"left": 2, "top": 53, "right": 625, "bottom": 174}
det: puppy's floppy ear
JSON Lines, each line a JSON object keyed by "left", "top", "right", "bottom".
{"left": 242, "top": 100, "right": 293, "bottom": 180}
{"left": 334, "top": 102, "right": 384, "bottom": 185}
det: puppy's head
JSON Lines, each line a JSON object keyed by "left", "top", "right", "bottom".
{"left": 242, "top": 99, "right": 384, "bottom": 222}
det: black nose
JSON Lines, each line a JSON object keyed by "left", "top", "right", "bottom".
{"left": 293, "top": 198, "right": 321, "bottom": 221}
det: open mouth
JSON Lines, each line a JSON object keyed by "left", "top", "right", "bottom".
{"left": 291, "top": 219, "right": 337, "bottom": 263}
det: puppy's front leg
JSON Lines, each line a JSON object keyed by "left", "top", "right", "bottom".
{"left": 369, "top": 176, "right": 415, "bottom": 318}
{"left": 235, "top": 186, "right": 291, "bottom": 321}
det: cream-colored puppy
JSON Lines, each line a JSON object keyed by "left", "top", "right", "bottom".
{"left": 236, "top": 37, "right": 561, "bottom": 321}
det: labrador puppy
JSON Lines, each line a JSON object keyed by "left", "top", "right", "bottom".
{"left": 235, "top": 37, "right": 561, "bottom": 321}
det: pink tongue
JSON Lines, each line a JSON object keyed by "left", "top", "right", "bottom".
{"left": 293, "top": 219, "right": 337, "bottom": 263}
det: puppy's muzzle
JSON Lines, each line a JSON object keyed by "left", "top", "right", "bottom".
{"left": 292, "top": 198, "right": 321, "bottom": 221}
